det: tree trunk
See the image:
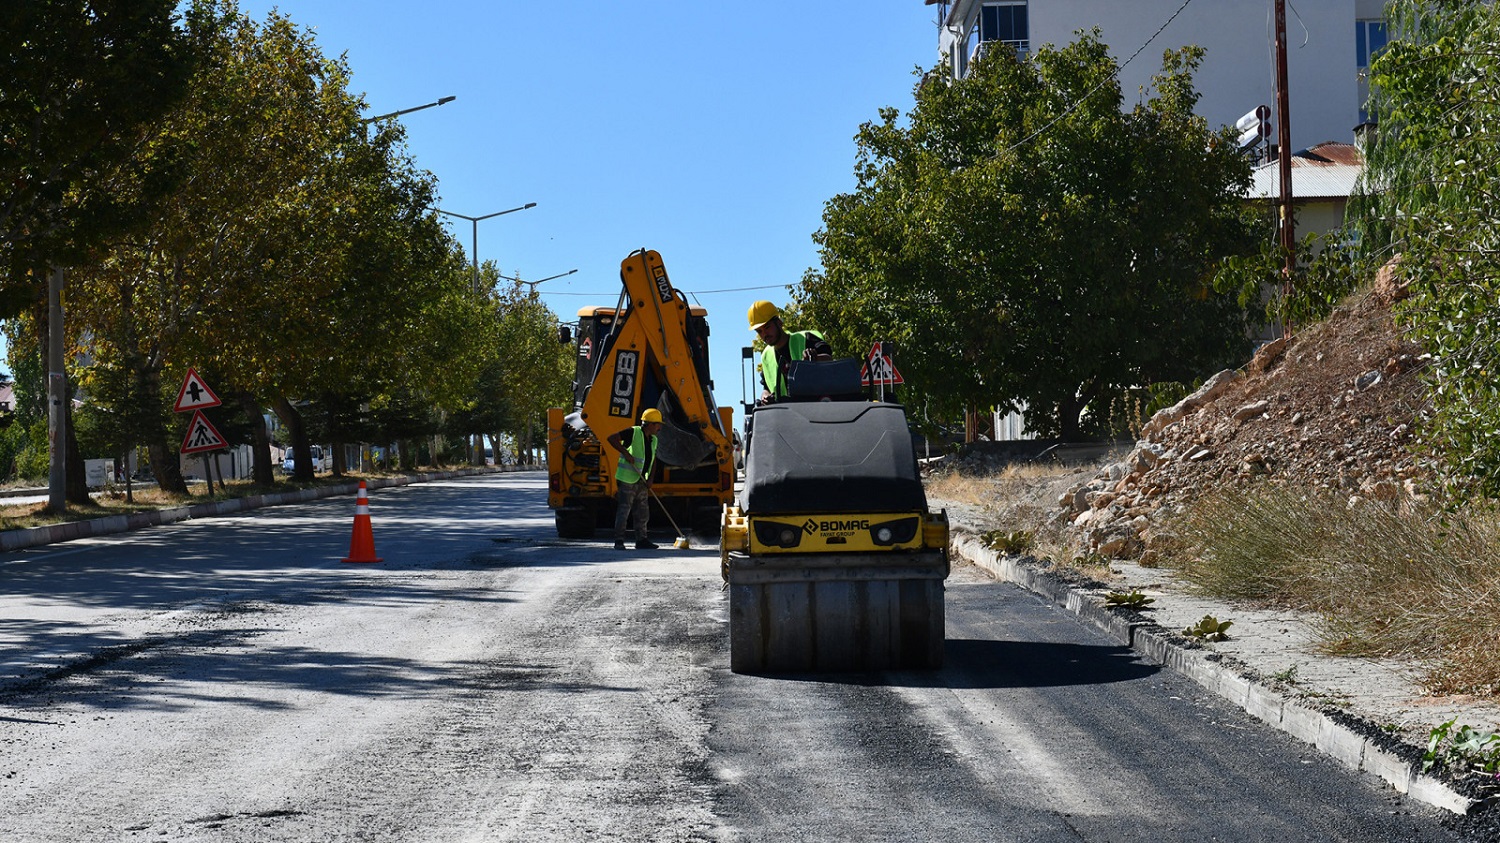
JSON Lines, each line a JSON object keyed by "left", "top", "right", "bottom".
{"left": 1057, "top": 381, "right": 1100, "bottom": 443}
{"left": 237, "top": 391, "right": 275, "bottom": 486}
{"left": 273, "top": 396, "right": 313, "bottom": 482}
{"left": 61, "top": 393, "right": 91, "bottom": 505}
{"left": 134, "top": 364, "right": 189, "bottom": 495}
{"left": 149, "top": 440, "right": 189, "bottom": 495}
{"left": 331, "top": 439, "right": 345, "bottom": 478}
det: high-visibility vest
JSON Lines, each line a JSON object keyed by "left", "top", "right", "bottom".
{"left": 761, "top": 330, "right": 826, "bottom": 399}
{"left": 614, "top": 426, "right": 658, "bottom": 484}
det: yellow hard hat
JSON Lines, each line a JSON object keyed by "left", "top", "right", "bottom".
{"left": 640, "top": 408, "right": 664, "bottom": 424}
{"left": 747, "top": 300, "right": 778, "bottom": 330}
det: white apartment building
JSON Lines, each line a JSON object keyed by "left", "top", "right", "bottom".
{"left": 927, "top": 0, "right": 1388, "bottom": 151}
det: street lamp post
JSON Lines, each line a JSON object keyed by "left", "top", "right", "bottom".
{"left": 435, "top": 203, "right": 538, "bottom": 467}
{"left": 506, "top": 267, "right": 575, "bottom": 468}
{"left": 436, "top": 204, "right": 537, "bottom": 293}
{"left": 498, "top": 268, "right": 578, "bottom": 296}
{"left": 361, "top": 95, "right": 456, "bottom": 124}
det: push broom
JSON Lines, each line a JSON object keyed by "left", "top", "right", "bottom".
{"left": 648, "top": 486, "right": 691, "bottom": 550}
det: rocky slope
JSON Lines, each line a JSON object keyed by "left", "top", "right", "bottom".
{"left": 1060, "top": 284, "right": 1429, "bottom": 560}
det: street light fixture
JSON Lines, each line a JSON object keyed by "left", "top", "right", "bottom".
{"left": 434, "top": 202, "right": 538, "bottom": 468}
{"left": 361, "top": 95, "right": 457, "bottom": 124}
{"left": 436, "top": 203, "right": 537, "bottom": 293}
{"left": 498, "top": 268, "right": 578, "bottom": 296}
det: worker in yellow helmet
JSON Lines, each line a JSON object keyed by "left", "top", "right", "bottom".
{"left": 607, "top": 408, "right": 664, "bottom": 550}
{"left": 747, "top": 300, "right": 832, "bottom": 404}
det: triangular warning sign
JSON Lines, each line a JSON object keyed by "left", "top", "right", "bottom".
{"left": 860, "top": 341, "right": 904, "bottom": 386}
{"left": 174, "top": 367, "right": 222, "bottom": 412}
{"left": 180, "top": 410, "right": 228, "bottom": 454}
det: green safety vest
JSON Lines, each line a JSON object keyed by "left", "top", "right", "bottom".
{"left": 760, "top": 330, "right": 826, "bottom": 399}
{"left": 614, "top": 426, "right": 658, "bottom": 484}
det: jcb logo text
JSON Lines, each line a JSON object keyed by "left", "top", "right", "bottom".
{"left": 610, "top": 350, "right": 639, "bottom": 417}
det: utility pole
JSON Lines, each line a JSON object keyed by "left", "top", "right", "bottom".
{"left": 1275, "top": 0, "right": 1295, "bottom": 318}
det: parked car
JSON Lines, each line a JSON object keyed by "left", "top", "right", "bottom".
{"left": 282, "top": 444, "right": 330, "bottom": 474}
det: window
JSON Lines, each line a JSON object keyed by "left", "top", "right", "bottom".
{"left": 980, "top": 1, "right": 1029, "bottom": 55}
{"left": 1356, "top": 19, "right": 1387, "bottom": 69}
{"left": 1356, "top": 19, "right": 1387, "bottom": 123}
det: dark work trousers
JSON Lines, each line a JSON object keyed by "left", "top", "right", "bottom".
{"left": 614, "top": 479, "right": 651, "bottom": 541}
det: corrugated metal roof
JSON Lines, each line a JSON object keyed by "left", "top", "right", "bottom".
{"left": 1248, "top": 142, "right": 1365, "bottom": 201}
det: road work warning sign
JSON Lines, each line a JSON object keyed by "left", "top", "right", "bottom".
{"left": 860, "top": 341, "right": 904, "bottom": 387}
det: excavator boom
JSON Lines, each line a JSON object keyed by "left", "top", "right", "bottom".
{"left": 547, "top": 250, "right": 735, "bottom": 538}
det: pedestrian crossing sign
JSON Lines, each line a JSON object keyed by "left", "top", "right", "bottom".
{"left": 180, "top": 410, "right": 227, "bottom": 454}
{"left": 173, "top": 367, "right": 222, "bottom": 412}
{"left": 860, "top": 341, "right": 904, "bottom": 387}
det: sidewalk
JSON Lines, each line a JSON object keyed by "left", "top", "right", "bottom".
{"left": 941, "top": 504, "right": 1500, "bottom": 818}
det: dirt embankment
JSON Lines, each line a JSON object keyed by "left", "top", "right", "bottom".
{"left": 990, "top": 285, "right": 1432, "bottom": 559}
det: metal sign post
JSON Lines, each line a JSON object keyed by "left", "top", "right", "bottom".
{"left": 860, "top": 341, "right": 905, "bottom": 403}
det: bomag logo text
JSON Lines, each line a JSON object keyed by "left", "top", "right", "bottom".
{"left": 609, "top": 350, "right": 639, "bottom": 417}
{"left": 652, "top": 265, "right": 673, "bottom": 303}
{"left": 804, "top": 519, "right": 871, "bottom": 534}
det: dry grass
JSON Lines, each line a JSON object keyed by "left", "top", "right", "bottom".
{"left": 1163, "top": 485, "right": 1500, "bottom": 697}
{"left": 0, "top": 471, "right": 416, "bottom": 532}
{"left": 924, "top": 471, "right": 995, "bottom": 506}
{"left": 928, "top": 461, "right": 1095, "bottom": 575}
{"left": 927, "top": 462, "right": 1071, "bottom": 504}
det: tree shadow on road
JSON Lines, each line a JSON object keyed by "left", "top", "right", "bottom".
{"left": 0, "top": 617, "right": 628, "bottom": 713}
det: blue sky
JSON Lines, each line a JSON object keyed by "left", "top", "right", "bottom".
{"left": 230, "top": 0, "right": 942, "bottom": 424}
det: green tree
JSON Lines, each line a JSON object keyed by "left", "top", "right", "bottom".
{"left": 0, "top": 0, "right": 193, "bottom": 315}
{"left": 802, "top": 35, "right": 1257, "bottom": 440}
{"left": 63, "top": 2, "right": 364, "bottom": 491}
{"left": 0, "top": 325, "right": 47, "bottom": 481}
{"left": 66, "top": 2, "right": 476, "bottom": 487}
{"left": 72, "top": 351, "right": 170, "bottom": 499}
{"left": 486, "top": 279, "right": 572, "bottom": 462}
{"left": 1352, "top": 0, "right": 1500, "bottom": 500}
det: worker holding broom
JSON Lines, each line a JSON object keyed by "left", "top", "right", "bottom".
{"left": 608, "top": 408, "right": 663, "bottom": 551}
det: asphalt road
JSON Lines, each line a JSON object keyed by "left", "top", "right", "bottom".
{"left": 0, "top": 473, "right": 1462, "bottom": 841}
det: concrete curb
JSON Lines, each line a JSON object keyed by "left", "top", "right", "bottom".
{"left": 950, "top": 531, "right": 1477, "bottom": 816}
{"left": 0, "top": 466, "right": 540, "bottom": 554}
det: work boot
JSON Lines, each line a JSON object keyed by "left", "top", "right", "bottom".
{"left": 614, "top": 540, "right": 627, "bottom": 551}
{"left": 635, "top": 539, "right": 659, "bottom": 550}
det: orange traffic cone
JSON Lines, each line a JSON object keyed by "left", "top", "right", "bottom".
{"left": 341, "top": 480, "right": 383, "bottom": 563}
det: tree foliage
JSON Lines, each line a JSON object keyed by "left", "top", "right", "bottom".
{"left": 52, "top": 1, "right": 490, "bottom": 486}
{"left": 1215, "top": 223, "right": 1369, "bottom": 332}
{"left": 802, "top": 35, "right": 1258, "bottom": 439}
{"left": 0, "top": 0, "right": 193, "bottom": 315}
{"left": 485, "top": 279, "right": 574, "bottom": 451}
{"left": 1352, "top": 1, "right": 1500, "bottom": 500}
{"left": 0, "top": 0, "right": 563, "bottom": 487}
